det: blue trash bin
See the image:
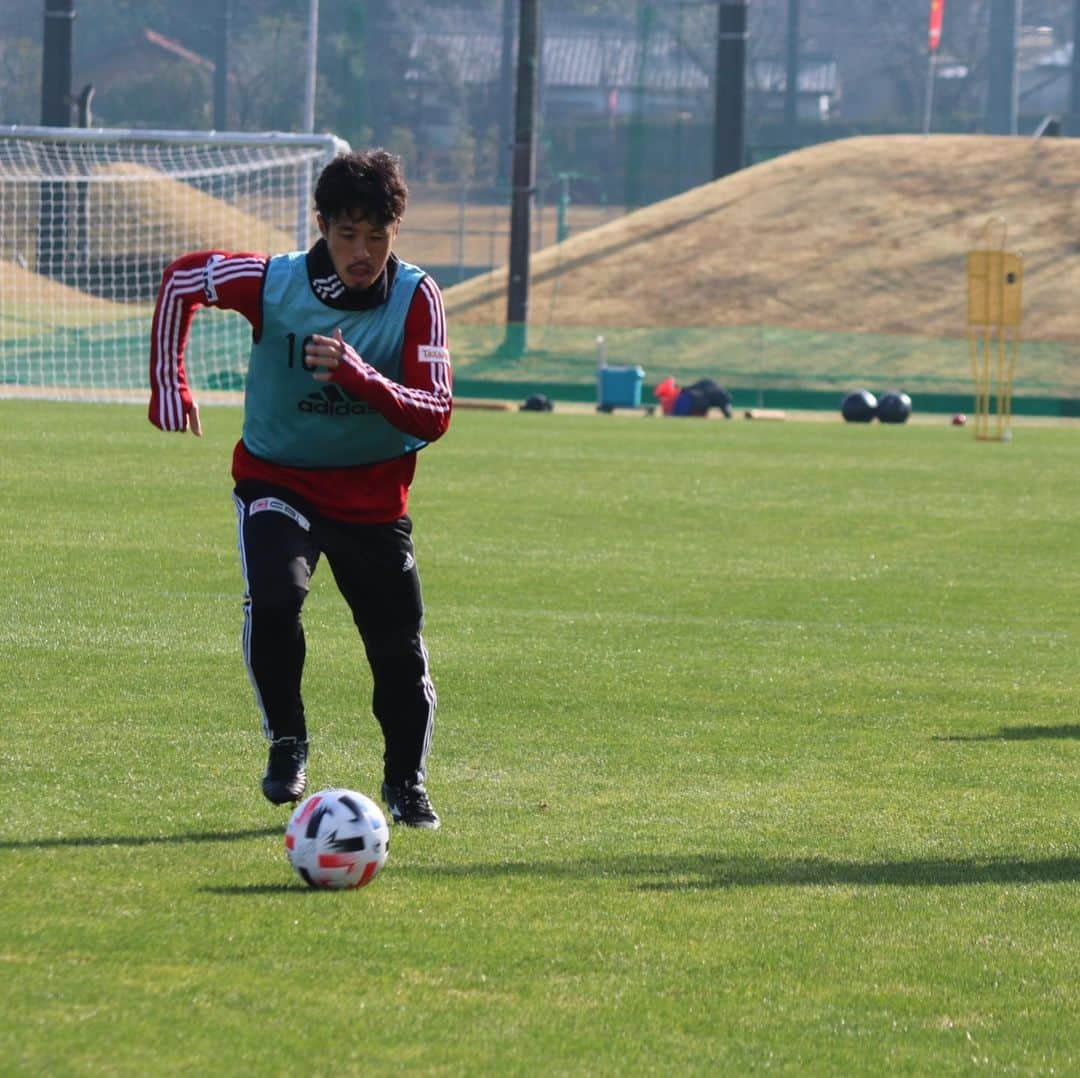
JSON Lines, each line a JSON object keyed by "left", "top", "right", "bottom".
{"left": 597, "top": 365, "right": 645, "bottom": 412}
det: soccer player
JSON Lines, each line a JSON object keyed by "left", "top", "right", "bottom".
{"left": 148, "top": 149, "right": 451, "bottom": 829}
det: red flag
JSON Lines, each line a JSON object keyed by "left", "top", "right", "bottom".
{"left": 928, "top": 0, "right": 945, "bottom": 52}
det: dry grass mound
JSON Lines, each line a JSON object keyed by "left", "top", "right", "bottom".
{"left": 83, "top": 163, "right": 297, "bottom": 260}
{"left": 0, "top": 259, "right": 144, "bottom": 337}
{"left": 0, "top": 164, "right": 297, "bottom": 269}
{"left": 443, "top": 134, "right": 1080, "bottom": 342}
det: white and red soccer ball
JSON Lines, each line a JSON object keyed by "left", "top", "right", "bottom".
{"left": 285, "top": 788, "right": 389, "bottom": 889}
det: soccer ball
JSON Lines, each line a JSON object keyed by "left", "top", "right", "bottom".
{"left": 285, "top": 788, "right": 390, "bottom": 890}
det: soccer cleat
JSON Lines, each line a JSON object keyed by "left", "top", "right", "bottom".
{"left": 261, "top": 737, "right": 308, "bottom": 805}
{"left": 381, "top": 778, "right": 441, "bottom": 830}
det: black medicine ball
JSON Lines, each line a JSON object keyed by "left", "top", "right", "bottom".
{"left": 841, "top": 389, "right": 878, "bottom": 423}
{"left": 877, "top": 391, "right": 912, "bottom": 424}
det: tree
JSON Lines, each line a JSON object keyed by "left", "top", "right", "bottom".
{"left": 104, "top": 63, "right": 211, "bottom": 129}
{"left": 226, "top": 15, "right": 304, "bottom": 131}
{"left": 0, "top": 37, "right": 41, "bottom": 125}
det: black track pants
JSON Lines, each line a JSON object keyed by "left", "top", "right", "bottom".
{"left": 232, "top": 481, "right": 436, "bottom": 786}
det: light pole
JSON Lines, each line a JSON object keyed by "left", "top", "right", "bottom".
{"left": 41, "top": 0, "right": 74, "bottom": 127}
{"left": 303, "top": 0, "right": 319, "bottom": 132}
{"left": 39, "top": 0, "right": 75, "bottom": 284}
{"left": 714, "top": 0, "right": 748, "bottom": 178}
{"left": 986, "top": 0, "right": 1020, "bottom": 135}
{"left": 503, "top": 0, "right": 539, "bottom": 357}
{"left": 784, "top": 0, "right": 800, "bottom": 147}
{"left": 214, "top": 0, "right": 231, "bottom": 130}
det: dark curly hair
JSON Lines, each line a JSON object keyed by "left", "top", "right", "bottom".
{"left": 314, "top": 149, "right": 408, "bottom": 226}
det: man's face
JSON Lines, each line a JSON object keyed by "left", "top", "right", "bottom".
{"left": 318, "top": 210, "right": 399, "bottom": 291}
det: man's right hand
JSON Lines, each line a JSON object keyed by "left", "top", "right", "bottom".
{"left": 186, "top": 400, "right": 202, "bottom": 436}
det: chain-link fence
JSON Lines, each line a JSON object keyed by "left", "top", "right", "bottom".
{"left": 2, "top": 1, "right": 1078, "bottom": 412}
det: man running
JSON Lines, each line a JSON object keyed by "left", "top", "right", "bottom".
{"left": 148, "top": 149, "right": 451, "bottom": 829}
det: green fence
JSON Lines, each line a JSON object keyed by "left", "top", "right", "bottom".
{"left": 2, "top": 315, "right": 1077, "bottom": 417}
{"left": 448, "top": 324, "right": 1079, "bottom": 416}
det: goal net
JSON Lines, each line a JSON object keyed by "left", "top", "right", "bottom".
{"left": 0, "top": 126, "right": 347, "bottom": 401}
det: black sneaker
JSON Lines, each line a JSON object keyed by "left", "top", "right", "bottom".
{"left": 381, "top": 779, "right": 441, "bottom": 830}
{"left": 261, "top": 737, "right": 308, "bottom": 805}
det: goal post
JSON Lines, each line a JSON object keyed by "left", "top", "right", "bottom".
{"left": 0, "top": 126, "right": 348, "bottom": 401}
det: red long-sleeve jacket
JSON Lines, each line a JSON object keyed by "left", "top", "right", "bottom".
{"left": 149, "top": 248, "right": 452, "bottom": 523}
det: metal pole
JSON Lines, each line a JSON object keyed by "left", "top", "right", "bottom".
{"left": 295, "top": 0, "right": 320, "bottom": 251}
{"left": 457, "top": 180, "right": 467, "bottom": 284}
{"left": 498, "top": 0, "right": 516, "bottom": 190}
{"left": 986, "top": 0, "right": 1020, "bottom": 135}
{"left": 714, "top": 0, "right": 748, "bottom": 178}
{"left": 214, "top": 0, "right": 231, "bottom": 130}
{"left": 1069, "top": 0, "right": 1080, "bottom": 134}
{"left": 39, "top": 0, "right": 75, "bottom": 284}
{"left": 302, "top": 0, "right": 319, "bottom": 132}
{"left": 922, "top": 53, "right": 937, "bottom": 136}
{"left": 557, "top": 173, "right": 569, "bottom": 243}
{"left": 41, "top": 0, "right": 74, "bottom": 126}
{"left": 75, "top": 83, "right": 93, "bottom": 126}
{"left": 504, "top": 0, "right": 539, "bottom": 357}
{"left": 784, "top": 0, "right": 799, "bottom": 147}
{"left": 626, "top": 3, "right": 654, "bottom": 209}
{"left": 73, "top": 83, "right": 94, "bottom": 290}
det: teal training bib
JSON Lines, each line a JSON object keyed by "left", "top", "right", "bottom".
{"left": 242, "top": 253, "right": 427, "bottom": 468}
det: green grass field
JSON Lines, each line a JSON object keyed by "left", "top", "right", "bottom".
{"left": 1, "top": 401, "right": 1077, "bottom": 1075}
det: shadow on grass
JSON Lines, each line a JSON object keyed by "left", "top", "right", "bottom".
{"left": 404, "top": 853, "right": 1080, "bottom": 891}
{"left": 934, "top": 723, "right": 1080, "bottom": 742}
{"left": 203, "top": 883, "right": 312, "bottom": 895}
{"left": 0, "top": 826, "right": 280, "bottom": 851}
